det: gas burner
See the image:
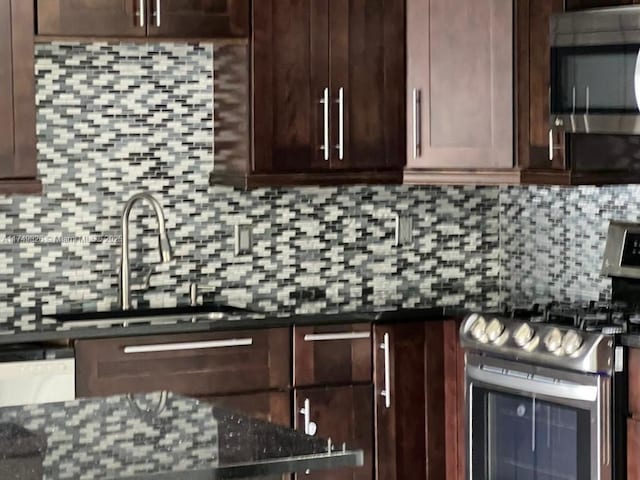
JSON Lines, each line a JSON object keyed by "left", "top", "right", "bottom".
{"left": 501, "top": 300, "right": 630, "bottom": 334}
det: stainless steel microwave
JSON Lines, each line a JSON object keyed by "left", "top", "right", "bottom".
{"left": 551, "top": 6, "right": 640, "bottom": 135}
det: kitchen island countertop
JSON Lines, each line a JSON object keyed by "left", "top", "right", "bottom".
{"left": 0, "top": 391, "right": 362, "bottom": 480}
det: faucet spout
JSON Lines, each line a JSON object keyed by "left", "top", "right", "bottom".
{"left": 119, "top": 193, "right": 173, "bottom": 310}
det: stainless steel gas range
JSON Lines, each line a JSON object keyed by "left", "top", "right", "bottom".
{"left": 461, "top": 312, "right": 620, "bottom": 480}
{"left": 459, "top": 220, "right": 640, "bottom": 480}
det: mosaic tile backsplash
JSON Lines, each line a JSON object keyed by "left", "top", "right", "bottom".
{"left": 499, "top": 185, "right": 640, "bottom": 304}
{"left": 0, "top": 42, "right": 501, "bottom": 324}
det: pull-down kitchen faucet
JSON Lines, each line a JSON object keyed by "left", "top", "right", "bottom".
{"left": 119, "top": 193, "right": 173, "bottom": 310}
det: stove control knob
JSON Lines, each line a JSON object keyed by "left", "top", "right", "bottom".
{"left": 486, "top": 318, "right": 505, "bottom": 343}
{"left": 513, "top": 323, "right": 535, "bottom": 347}
{"left": 562, "top": 330, "right": 583, "bottom": 356}
{"left": 469, "top": 315, "right": 488, "bottom": 343}
{"left": 543, "top": 328, "right": 563, "bottom": 353}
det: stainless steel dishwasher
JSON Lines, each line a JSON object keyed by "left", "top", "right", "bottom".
{"left": 0, "top": 344, "right": 75, "bottom": 407}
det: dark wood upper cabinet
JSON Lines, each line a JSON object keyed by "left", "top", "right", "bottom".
{"left": 212, "top": 0, "right": 405, "bottom": 188}
{"left": 374, "top": 320, "right": 463, "bottom": 480}
{"left": 37, "top": 0, "right": 146, "bottom": 37}
{"left": 516, "top": 0, "right": 566, "bottom": 178}
{"left": 517, "top": 0, "right": 640, "bottom": 185}
{"left": 36, "top": 0, "right": 249, "bottom": 39}
{"left": 404, "top": 0, "right": 518, "bottom": 186}
{"left": 146, "top": 0, "right": 249, "bottom": 38}
{"left": 328, "top": 0, "right": 405, "bottom": 171}
{"left": 251, "top": 0, "right": 329, "bottom": 175}
{"left": 294, "top": 385, "right": 374, "bottom": 480}
{"left": 0, "top": 0, "right": 39, "bottom": 194}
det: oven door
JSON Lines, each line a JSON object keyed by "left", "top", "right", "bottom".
{"left": 550, "top": 43, "right": 640, "bottom": 134}
{"left": 466, "top": 354, "right": 611, "bottom": 480}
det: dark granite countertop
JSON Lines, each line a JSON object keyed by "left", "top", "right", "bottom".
{"left": 0, "top": 392, "right": 363, "bottom": 479}
{"left": 0, "top": 304, "right": 459, "bottom": 345}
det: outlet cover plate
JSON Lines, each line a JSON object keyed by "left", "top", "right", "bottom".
{"left": 395, "top": 215, "right": 413, "bottom": 247}
{"left": 234, "top": 225, "right": 252, "bottom": 255}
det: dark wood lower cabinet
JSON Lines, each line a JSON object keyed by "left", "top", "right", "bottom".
{"left": 629, "top": 419, "right": 640, "bottom": 479}
{"left": 374, "top": 320, "right": 464, "bottom": 480}
{"left": 74, "top": 329, "right": 290, "bottom": 397}
{"left": 294, "top": 385, "right": 374, "bottom": 480}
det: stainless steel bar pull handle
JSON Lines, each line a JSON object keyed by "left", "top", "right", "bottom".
{"left": 304, "top": 332, "right": 371, "bottom": 342}
{"left": 412, "top": 88, "right": 422, "bottom": 158}
{"left": 602, "top": 378, "right": 610, "bottom": 466}
{"left": 299, "top": 399, "right": 317, "bottom": 436}
{"left": 320, "top": 88, "right": 330, "bottom": 161}
{"left": 123, "top": 338, "right": 253, "bottom": 354}
{"left": 380, "top": 333, "right": 391, "bottom": 408}
{"left": 336, "top": 87, "right": 345, "bottom": 160}
{"left": 137, "top": 0, "right": 145, "bottom": 27}
{"left": 548, "top": 128, "right": 554, "bottom": 161}
{"left": 154, "top": 0, "right": 161, "bottom": 27}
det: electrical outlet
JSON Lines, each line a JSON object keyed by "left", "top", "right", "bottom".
{"left": 395, "top": 215, "right": 413, "bottom": 247}
{"left": 234, "top": 225, "right": 252, "bottom": 255}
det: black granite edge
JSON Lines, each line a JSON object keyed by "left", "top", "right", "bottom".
{"left": 0, "top": 306, "right": 465, "bottom": 346}
{"left": 117, "top": 451, "right": 364, "bottom": 480}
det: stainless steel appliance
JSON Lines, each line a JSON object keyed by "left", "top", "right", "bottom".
{"left": 461, "top": 312, "right": 618, "bottom": 480}
{"left": 0, "top": 345, "right": 75, "bottom": 407}
{"left": 550, "top": 6, "right": 640, "bottom": 136}
{"left": 459, "top": 218, "right": 640, "bottom": 479}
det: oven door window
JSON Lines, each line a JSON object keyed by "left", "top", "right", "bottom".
{"left": 471, "top": 387, "right": 592, "bottom": 480}
{"left": 551, "top": 44, "right": 640, "bottom": 114}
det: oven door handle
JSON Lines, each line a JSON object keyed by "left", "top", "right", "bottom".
{"left": 467, "top": 365, "right": 598, "bottom": 402}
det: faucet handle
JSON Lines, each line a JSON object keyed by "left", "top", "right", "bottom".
{"left": 189, "top": 283, "right": 217, "bottom": 306}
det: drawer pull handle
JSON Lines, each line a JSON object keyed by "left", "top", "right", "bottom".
{"left": 380, "top": 332, "right": 391, "bottom": 409}
{"left": 123, "top": 338, "right": 253, "bottom": 354}
{"left": 303, "top": 332, "right": 371, "bottom": 342}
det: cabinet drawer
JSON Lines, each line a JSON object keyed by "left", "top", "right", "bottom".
{"left": 294, "top": 324, "right": 372, "bottom": 387}
{"left": 75, "top": 328, "right": 290, "bottom": 397}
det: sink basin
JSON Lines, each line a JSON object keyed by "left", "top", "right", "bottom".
{"left": 45, "top": 304, "right": 254, "bottom": 328}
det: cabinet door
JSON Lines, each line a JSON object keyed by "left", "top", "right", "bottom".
{"left": 329, "top": 0, "right": 405, "bottom": 171}
{"left": 146, "top": 0, "right": 249, "bottom": 38}
{"left": 253, "top": 0, "right": 331, "bottom": 174}
{"left": 36, "top": 0, "right": 146, "bottom": 37}
{"left": 294, "top": 385, "right": 373, "bottom": 480}
{"left": 517, "top": 0, "right": 566, "bottom": 171}
{"left": 204, "top": 391, "right": 291, "bottom": 427}
{"left": 374, "top": 320, "right": 463, "bottom": 480}
{"left": 0, "top": 0, "right": 38, "bottom": 190}
{"left": 406, "top": 0, "right": 513, "bottom": 170}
